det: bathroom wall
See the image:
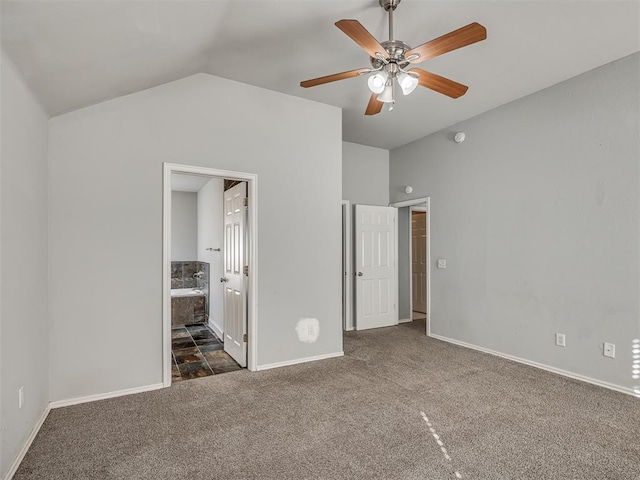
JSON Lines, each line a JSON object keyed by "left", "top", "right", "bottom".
{"left": 171, "top": 191, "right": 197, "bottom": 261}
{"left": 197, "top": 178, "right": 224, "bottom": 337}
{"left": 171, "top": 261, "right": 209, "bottom": 291}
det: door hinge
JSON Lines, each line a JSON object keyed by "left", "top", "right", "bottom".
{"left": 243, "top": 197, "right": 248, "bottom": 207}
{"left": 243, "top": 265, "right": 249, "bottom": 276}
{"left": 243, "top": 333, "right": 248, "bottom": 343}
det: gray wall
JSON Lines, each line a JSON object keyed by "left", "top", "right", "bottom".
{"left": 197, "top": 178, "right": 224, "bottom": 335}
{"left": 390, "top": 53, "right": 640, "bottom": 391}
{"left": 342, "top": 141, "right": 389, "bottom": 206}
{"left": 0, "top": 54, "right": 50, "bottom": 477}
{"left": 397, "top": 207, "right": 411, "bottom": 321}
{"left": 171, "top": 191, "right": 197, "bottom": 261}
{"left": 48, "top": 73, "right": 343, "bottom": 401}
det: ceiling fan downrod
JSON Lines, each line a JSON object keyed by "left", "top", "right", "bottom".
{"left": 388, "top": 2, "right": 394, "bottom": 41}
{"left": 380, "top": 0, "right": 400, "bottom": 41}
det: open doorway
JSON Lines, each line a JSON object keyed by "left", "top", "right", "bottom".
{"left": 162, "top": 164, "right": 258, "bottom": 386}
{"left": 391, "top": 197, "right": 430, "bottom": 335}
{"left": 411, "top": 207, "right": 428, "bottom": 322}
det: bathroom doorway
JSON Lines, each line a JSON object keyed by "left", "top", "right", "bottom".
{"left": 162, "top": 164, "right": 258, "bottom": 386}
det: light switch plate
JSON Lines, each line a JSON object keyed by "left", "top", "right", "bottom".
{"left": 437, "top": 259, "right": 446, "bottom": 269}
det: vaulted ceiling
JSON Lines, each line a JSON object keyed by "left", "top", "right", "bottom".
{"left": 2, "top": 1, "right": 639, "bottom": 149}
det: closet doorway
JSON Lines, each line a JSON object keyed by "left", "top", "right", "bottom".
{"left": 390, "top": 197, "right": 431, "bottom": 335}
{"left": 411, "top": 208, "right": 428, "bottom": 322}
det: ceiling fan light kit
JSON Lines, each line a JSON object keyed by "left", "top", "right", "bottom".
{"left": 378, "top": 84, "right": 394, "bottom": 103}
{"left": 368, "top": 71, "right": 388, "bottom": 93}
{"left": 397, "top": 72, "right": 418, "bottom": 95}
{"left": 300, "top": 0, "right": 487, "bottom": 116}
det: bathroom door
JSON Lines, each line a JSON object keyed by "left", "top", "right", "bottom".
{"left": 222, "top": 182, "right": 247, "bottom": 367}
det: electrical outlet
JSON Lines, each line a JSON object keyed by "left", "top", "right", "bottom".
{"left": 437, "top": 259, "right": 447, "bottom": 269}
{"left": 18, "top": 386, "right": 24, "bottom": 409}
{"left": 308, "top": 325, "right": 315, "bottom": 336}
{"left": 555, "top": 333, "right": 566, "bottom": 347}
{"left": 603, "top": 342, "right": 615, "bottom": 358}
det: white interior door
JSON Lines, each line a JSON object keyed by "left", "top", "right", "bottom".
{"left": 412, "top": 211, "right": 427, "bottom": 314}
{"left": 355, "top": 205, "right": 397, "bottom": 330}
{"left": 222, "top": 182, "right": 247, "bottom": 367}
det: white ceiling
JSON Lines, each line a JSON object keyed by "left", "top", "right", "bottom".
{"left": 2, "top": 1, "right": 639, "bottom": 149}
{"left": 171, "top": 173, "right": 212, "bottom": 192}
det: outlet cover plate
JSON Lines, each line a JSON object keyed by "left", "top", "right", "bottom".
{"left": 603, "top": 342, "right": 615, "bottom": 358}
{"left": 555, "top": 333, "right": 566, "bottom": 347}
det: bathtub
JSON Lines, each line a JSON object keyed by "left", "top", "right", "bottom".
{"left": 171, "top": 288, "right": 205, "bottom": 298}
{"left": 171, "top": 288, "right": 208, "bottom": 326}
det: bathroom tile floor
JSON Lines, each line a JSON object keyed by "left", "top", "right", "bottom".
{"left": 171, "top": 324, "right": 242, "bottom": 382}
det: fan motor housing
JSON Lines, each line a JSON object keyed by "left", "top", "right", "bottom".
{"left": 370, "top": 40, "right": 411, "bottom": 69}
{"left": 379, "top": 0, "right": 401, "bottom": 11}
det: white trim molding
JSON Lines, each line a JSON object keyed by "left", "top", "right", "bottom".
{"left": 408, "top": 204, "right": 428, "bottom": 325}
{"left": 5, "top": 383, "right": 165, "bottom": 479}
{"left": 341, "top": 200, "right": 353, "bottom": 331}
{"left": 3, "top": 406, "right": 51, "bottom": 480}
{"left": 49, "top": 383, "right": 165, "bottom": 409}
{"left": 207, "top": 319, "right": 224, "bottom": 341}
{"left": 256, "top": 352, "right": 344, "bottom": 371}
{"left": 389, "top": 197, "right": 429, "bottom": 208}
{"left": 430, "top": 334, "right": 637, "bottom": 397}
{"left": 163, "top": 163, "right": 259, "bottom": 387}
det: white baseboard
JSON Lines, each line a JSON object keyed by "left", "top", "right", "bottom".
{"left": 430, "top": 333, "right": 638, "bottom": 398}
{"left": 49, "top": 383, "right": 165, "bottom": 409}
{"left": 398, "top": 318, "right": 412, "bottom": 324}
{"left": 344, "top": 326, "right": 355, "bottom": 331}
{"left": 3, "top": 405, "right": 51, "bottom": 480}
{"left": 257, "top": 351, "right": 344, "bottom": 371}
{"left": 207, "top": 320, "right": 224, "bottom": 340}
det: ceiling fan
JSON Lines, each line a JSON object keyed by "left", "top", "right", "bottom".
{"left": 300, "top": 0, "right": 487, "bottom": 115}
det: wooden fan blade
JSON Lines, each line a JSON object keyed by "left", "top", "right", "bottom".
{"left": 335, "top": 19, "right": 388, "bottom": 60}
{"left": 300, "top": 68, "right": 369, "bottom": 88}
{"left": 365, "top": 93, "right": 383, "bottom": 116}
{"left": 413, "top": 69, "right": 469, "bottom": 98}
{"left": 406, "top": 22, "right": 486, "bottom": 63}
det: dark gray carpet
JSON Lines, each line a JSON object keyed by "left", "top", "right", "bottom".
{"left": 15, "top": 321, "right": 640, "bottom": 479}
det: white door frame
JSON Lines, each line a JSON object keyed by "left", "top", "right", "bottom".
{"left": 341, "top": 200, "right": 353, "bottom": 331}
{"left": 390, "top": 197, "right": 431, "bottom": 336}
{"left": 408, "top": 205, "right": 427, "bottom": 318}
{"left": 162, "top": 163, "right": 259, "bottom": 386}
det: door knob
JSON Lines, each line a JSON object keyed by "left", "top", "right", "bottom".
{"left": 220, "top": 277, "right": 228, "bottom": 283}
{"left": 357, "top": 272, "right": 363, "bottom": 276}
